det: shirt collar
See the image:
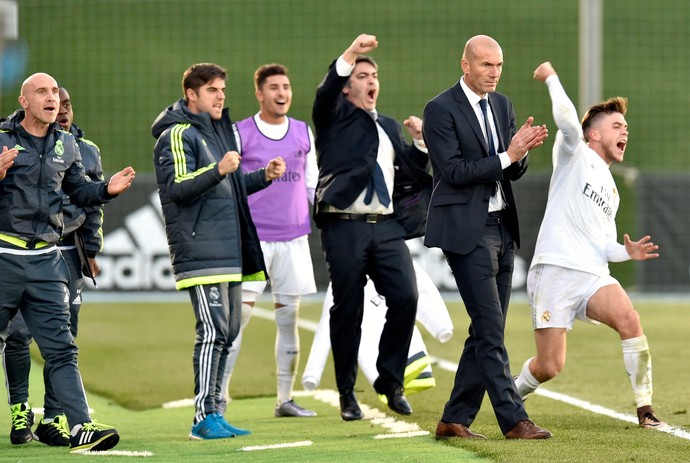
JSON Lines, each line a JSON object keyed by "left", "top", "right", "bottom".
{"left": 460, "top": 76, "right": 487, "bottom": 108}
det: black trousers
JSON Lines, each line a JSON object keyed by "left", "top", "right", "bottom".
{"left": 320, "top": 218, "right": 418, "bottom": 394}
{"left": 441, "top": 219, "right": 528, "bottom": 434}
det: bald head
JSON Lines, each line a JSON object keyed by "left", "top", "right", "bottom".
{"left": 461, "top": 35, "right": 504, "bottom": 97}
{"left": 462, "top": 35, "right": 502, "bottom": 62}
{"left": 20, "top": 72, "right": 58, "bottom": 97}
{"left": 18, "top": 72, "right": 61, "bottom": 136}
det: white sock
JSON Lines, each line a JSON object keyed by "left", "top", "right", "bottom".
{"left": 514, "top": 357, "right": 541, "bottom": 399}
{"left": 621, "top": 335, "right": 653, "bottom": 408}
{"left": 220, "top": 302, "right": 254, "bottom": 402}
{"left": 275, "top": 296, "right": 300, "bottom": 405}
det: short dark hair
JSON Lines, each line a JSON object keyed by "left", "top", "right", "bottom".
{"left": 254, "top": 63, "right": 288, "bottom": 91}
{"left": 354, "top": 55, "right": 377, "bottom": 70}
{"left": 581, "top": 97, "right": 628, "bottom": 142}
{"left": 182, "top": 63, "right": 227, "bottom": 96}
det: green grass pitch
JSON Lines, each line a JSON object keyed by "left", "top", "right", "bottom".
{"left": 1, "top": 296, "right": 689, "bottom": 462}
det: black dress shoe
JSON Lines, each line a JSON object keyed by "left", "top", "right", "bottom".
{"left": 339, "top": 390, "right": 363, "bottom": 421}
{"left": 384, "top": 387, "right": 412, "bottom": 415}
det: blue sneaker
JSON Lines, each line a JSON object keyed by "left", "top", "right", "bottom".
{"left": 189, "top": 414, "right": 235, "bottom": 440}
{"left": 214, "top": 413, "right": 251, "bottom": 436}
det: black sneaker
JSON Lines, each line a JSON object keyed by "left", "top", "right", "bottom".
{"left": 69, "top": 422, "right": 120, "bottom": 453}
{"left": 9, "top": 402, "right": 34, "bottom": 445}
{"left": 35, "top": 415, "right": 70, "bottom": 446}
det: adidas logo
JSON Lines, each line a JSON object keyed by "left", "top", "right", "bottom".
{"left": 91, "top": 181, "right": 527, "bottom": 292}
{"left": 91, "top": 190, "right": 175, "bottom": 290}
{"left": 75, "top": 429, "right": 95, "bottom": 446}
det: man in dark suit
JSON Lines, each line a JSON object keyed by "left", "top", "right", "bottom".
{"left": 422, "top": 35, "right": 552, "bottom": 440}
{"left": 312, "top": 34, "right": 428, "bottom": 421}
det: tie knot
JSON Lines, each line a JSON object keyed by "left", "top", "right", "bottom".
{"left": 479, "top": 99, "right": 488, "bottom": 113}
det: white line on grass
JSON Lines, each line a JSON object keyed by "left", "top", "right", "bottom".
{"left": 374, "top": 431, "right": 431, "bottom": 439}
{"left": 79, "top": 450, "right": 154, "bottom": 457}
{"left": 162, "top": 398, "right": 195, "bottom": 409}
{"left": 302, "top": 389, "right": 430, "bottom": 438}
{"left": 239, "top": 441, "right": 313, "bottom": 451}
{"left": 163, "top": 306, "right": 690, "bottom": 441}
{"left": 429, "top": 356, "right": 690, "bottom": 440}
{"left": 533, "top": 387, "right": 690, "bottom": 440}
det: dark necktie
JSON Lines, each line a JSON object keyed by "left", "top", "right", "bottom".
{"left": 479, "top": 99, "right": 499, "bottom": 196}
{"left": 364, "top": 163, "right": 391, "bottom": 207}
{"left": 363, "top": 113, "right": 391, "bottom": 207}
{"left": 479, "top": 99, "right": 496, "bottom": 156}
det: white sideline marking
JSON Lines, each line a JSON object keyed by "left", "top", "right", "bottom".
{"left": 80, "top": 450, "right": 153, "bottom": 457}
{"left": 374, "top": 430, "right": 430, "bottom": 439}
{"left": 239, "top": 440, "right": 313, "bottom": 451}
{"left": 162, "top": 398, "right": 195, "bottom": 409}
{"left": 534, "top": 388, "right": 690, "bottom": 440}
{"left": 430, "top": 355, "right": 690, "bottom": 440}
{"left": 308, "top": 389, "right": 429, "bottom": 438}
{"left": 163, "top": 306, "right": 690, "bottom": 441}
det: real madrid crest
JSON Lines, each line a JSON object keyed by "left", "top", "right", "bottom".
{"left": 55, "top": 139, "right": 64, "bottom": 156}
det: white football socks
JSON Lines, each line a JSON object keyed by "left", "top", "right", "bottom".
{"left": 275, "top": 296, "right": 300, "bottom": 405}
{"left": 621, "top": 335, "right": 653, "bottom": 408}
{"left": 515, "top": 357, "right": 541, "bottom": 400}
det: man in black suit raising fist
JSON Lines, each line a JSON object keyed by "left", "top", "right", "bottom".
{"left": 312, "top": 34, "right": 430, "bottom": 421}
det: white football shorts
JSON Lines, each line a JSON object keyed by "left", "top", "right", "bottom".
{"left": 243, "top": 235, "right": 317, "bottom": 301}
{"left": 527, "top": 263, "right": 619, "bottom": 330}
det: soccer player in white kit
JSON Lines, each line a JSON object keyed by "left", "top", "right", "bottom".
{"left": 513, "top": 61, "right": 667, "bottom": 430}
{"left": 219, "top": 63, "right": 319, "bottom": 418}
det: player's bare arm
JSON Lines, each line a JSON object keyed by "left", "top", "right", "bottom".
{"left": 624, "top": 233, "right": 659, "bottom": 261}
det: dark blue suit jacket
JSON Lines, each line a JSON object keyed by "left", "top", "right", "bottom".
{"left": 312, "top": 61, "right": 429, "bottom": 229}
{"left": 422, "top": 81, "right": 527, "bottom": 255}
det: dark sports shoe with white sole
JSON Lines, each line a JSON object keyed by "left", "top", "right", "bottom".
{"left": 9, "top": 402, "right": 35, "bottom": 445}
{"left": 69, "top": 422, "right": 120, "bottom": 453}
{"left": 35, "top": 415, "right": 70, "bottom": 446}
